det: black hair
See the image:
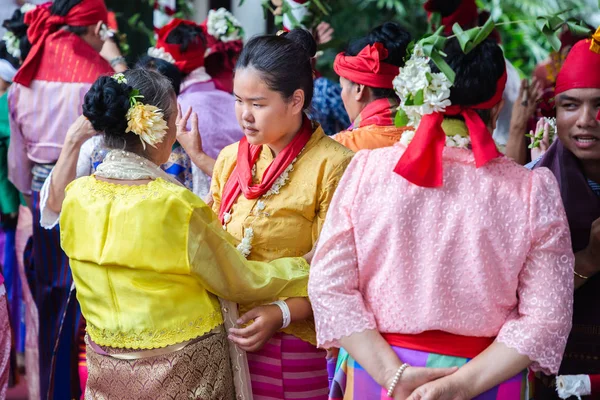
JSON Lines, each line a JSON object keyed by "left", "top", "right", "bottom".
{"left": 165, "top": 23, "right": 207, "bottom": 53}
{"left": 432, "top": 37, "right": 505, "bottom": 124}
{"left": 136, "top": 55, "right": 182, "bottom": 96}
{"left": 236, "top": 29, "right": 316, "bottom": 110}
{"left": 426, "top": 0, "right": 462, "bottom": 17}
{"left": 0, "top": 41, "right": 21, "bottom": 69}
{"left": 83, "top": 69, "right": 176, "bottom": 151}
{"left": 345, "top": 22, "right": 412, "bottom": 99}
{"left": 51, "top": 0, "right": 94, "bottom": 35}
{"left": 2, "top": 9, "right": 32, "bottom": 61}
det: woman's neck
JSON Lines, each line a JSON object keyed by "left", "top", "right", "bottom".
{"left": 267, "top": 117, "right": 304, "bottom": 156}
{"left": 582, "top": 159, "right": 600, "bottom": 183}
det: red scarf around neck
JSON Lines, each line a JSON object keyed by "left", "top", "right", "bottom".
{"left": 218, "top": 116, "right": 313, "bottom": 223}
{"left": 352, "top": 98, "right": 398, "bottom": 129}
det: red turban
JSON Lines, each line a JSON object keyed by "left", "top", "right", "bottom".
{"left": 394, "top": 70, "right": 507, "bottom": 188}
{"left": 424, "top": 0, "right": 478, "bottom": 35}
{"left": 155, "top": 18, "right": 207, "bottom": 75}
{"left": 200, "top": 19, "right": 243, "bottom": 93}
{"left": 333, "top": 43, "right": 399, "bottom": 89}
{"left": 14, "top": 0, "right": 108, "bottom": 87}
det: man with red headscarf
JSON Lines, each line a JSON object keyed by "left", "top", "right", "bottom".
{"left": 148, "top": 18, "right": 243, "bottom": 196}
{"left": 6, "top": 0, "right": 125, "bottom": 398}
{"left": 527, "top": 30, "right": 600, "bottom": 400}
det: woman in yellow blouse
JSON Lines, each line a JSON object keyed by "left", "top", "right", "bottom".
{"left": 44, "top": 69, "right": 312, "bottom": 400}
{"left": 182, "top": 29, "right": 354, "bottom": 399}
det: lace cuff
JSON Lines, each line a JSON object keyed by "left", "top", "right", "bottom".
{"left": 39, "top": 169, "right": 60, "bottom": 229}
{"left": 556, "top": 375, "right": 591, "bottom": 399}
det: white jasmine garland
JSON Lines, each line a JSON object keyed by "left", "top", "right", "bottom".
{"left": 207, "top": 8, "right": 244, "bottom": 43}
{"left": 393, "top": 44, "right": 452, "bottom": 128}
{"left": 399, "top": 130, "right": 471, "bottom": 149}
{"left": 3, "top": 31, "right": 21, "bottom": 60}
{"left": 147, "top": 46, "right": 176, "bottom": 64}
{"left": 20, "top": 3, "right": 36, "bottom": 13}
{"left": 236, "top": 228, "right": 254, "bottom": 258}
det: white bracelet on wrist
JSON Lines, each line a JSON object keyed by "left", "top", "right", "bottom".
{"left": 270, "top": 300, "right": 291, "bottom": 329}
{"left": 387, "top": 363, "right": 409, "bottom": 397}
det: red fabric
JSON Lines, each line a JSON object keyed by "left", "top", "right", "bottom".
{"left": 106, "top": 11, "right": 118, "bottom": 30}
{"left": 334, "top": 43, "right": 399, "bottom": 89}
{"left": 201, "top": 19, "right": 243, "bottom": 93}
{"left": 352, "top": 98, "right": 397, "bottom": 129}
{"left": 218, "top": 116, "right": 313, "bottom": 223}
{"left": 14, "top": 0, "right": 108, "bottom": 87}
{"left": 382, "top": 331, "right": 495, "bottom": 359}
{"left": 555, "top": 39, "right": 600, "bottom": 99}
{"left": 590, "top": 375, "right": 600, "bottom": 395}
{"left": 155, "top": 18, "right": 207, "bottom": 74}
{"left": 424, "top": 0, "right": 478, "bottom": 35}
{"left": 33, "top": 30, "right": 112, "bottom": 83}
{"left": 394, "top": 70, "right": 507, "bottom": 188}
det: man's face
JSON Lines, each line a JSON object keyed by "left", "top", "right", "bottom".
{"left": 556, "top": 88, "right": 600, "bottom": 162}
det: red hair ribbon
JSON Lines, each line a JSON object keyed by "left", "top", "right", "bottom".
{"left": 333, "top": 42, "right": 399, "bottom": 89}
{"left": 14, "top": 0, "right": 108, "bottom": 87}
{"left": 155, "top": 18, "right": 207, "bottom": 74}
{"left": 393, "top": 70, "right": 507, "bottom": 188}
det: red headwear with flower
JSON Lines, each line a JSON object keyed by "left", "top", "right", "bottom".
{"left": 155, "top": 18, "right": 207, "bottom": 75}
{"left": 424, "top": 0, "right": 478, "bottom": 35}
{"left": 333, "top": 43, "right": 399, "bottom": 89}
{"left": 555, "top": 33, "right": 600, "bottom": 120}
{"left": 200, "top": 19, "right": 243, "bottom": 93}
{"left": 394, "top": 69, "right": 507, "bottom": 188}
{"left": 14, "top": 0, "right": 109, "bottom": 87}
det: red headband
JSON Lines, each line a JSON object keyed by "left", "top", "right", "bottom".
{"left": 13, "top": 0, "right": 108, "bottom": 87}
{"left": 156, "top": 18, "right": 207, "bottom": 74}
{"left": 334, "top": 43, "right": 399, "bottom": 89}
{"left": 394, "top": 69, "right": 507, "bottom": 188}
{"left": 424, "top": 0, "right": 478, "bottom": 35}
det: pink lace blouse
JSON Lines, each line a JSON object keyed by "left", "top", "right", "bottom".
{"left": 308, "top": 144, "right": 574, "bottom": 375}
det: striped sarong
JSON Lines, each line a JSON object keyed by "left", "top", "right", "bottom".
{"left": 330, "top": 347, "right": 530, "bottom": 400}
{"left": 248, "top": 332, "right": 329, "bottom": 400}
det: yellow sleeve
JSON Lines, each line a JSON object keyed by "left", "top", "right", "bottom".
{"left": 312, "top": 155, "right": 353, "bottom": 242}
{"left": 187, "top": 202, "right": 310, "bottom": 304}
{"left": 210, "top": 153, "right": 226, "bottom": 215}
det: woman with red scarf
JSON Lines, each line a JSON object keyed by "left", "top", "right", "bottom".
{"left": 309, "top": 38, "right": 574, "bottom": 400}
{"left": 184, "top": 28, "right": 353, "bottom": 400}
{"left": 332, "top": 22, "right": 413, "bottom": 152}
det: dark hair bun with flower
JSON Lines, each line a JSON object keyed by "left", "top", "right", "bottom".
{"left": 82, "top": 76, "right": 132, "bottom": 139}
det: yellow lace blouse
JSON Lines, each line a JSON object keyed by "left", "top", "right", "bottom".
{"left": 60, "top": 177, "right": 311, "bottom": 350}
{"left": 211, "top": 126, "right": 354, "bottom": 345}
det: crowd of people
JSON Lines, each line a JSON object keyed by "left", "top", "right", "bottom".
{"left": 0, "top": 0, "right": 598, "bottom": 399}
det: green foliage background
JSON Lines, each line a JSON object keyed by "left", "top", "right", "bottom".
{"left": 316, "top": 0, "right": 597, "bottom": 79}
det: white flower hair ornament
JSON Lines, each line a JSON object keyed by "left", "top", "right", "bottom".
{"left": 206, "top": 7, "right": 244, "bottom": 42}
{"left": 111, "top": 73, "right": 168, "bottom": 150}
{"left": 147, "top": 46, "right": 176, "bottom": 64}
{"left": 3, "top": 31, "right": 21, "bottom": 60}
{"left": 20, "top": 3, "right": 37, "bottom": 14}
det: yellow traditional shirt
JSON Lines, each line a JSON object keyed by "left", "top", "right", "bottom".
{"left": 60, "top": 177, "right": 311, "bottom": 350}
{"left": 211, "top": 125, "right": 354, "bottom": 345}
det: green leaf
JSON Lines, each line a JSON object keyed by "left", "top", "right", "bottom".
{"left": 469, "top": 16, "right": 496, "bottom": 51}
{"left": 566, "top": 21, "right": 592, "bottom": 36}
{"left": 543, "top": 29, "right": 562, "bottom": 51}
{"left": 413, "top": 89, "right": 425, "bottom": 106}
{"left": 404, "top": 94, "right": 414, "bottom": 106}
{"left": 395, "top": 108, "right": 409, "bottom": 127}
{"left": 428, "top": 12, "right": 441, "bottom": 34}
{"left": 430, "top": 50, "right": 456, "bottom": 83}
{"left": 312, "top": 0, "right": 330, "bottom": 16}
{"left": 452, "top": 24, "right": 477, "bottom": 53}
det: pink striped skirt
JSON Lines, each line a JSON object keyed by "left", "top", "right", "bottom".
{"left": 248, "top": 332, "right": 329, "bottom": 400}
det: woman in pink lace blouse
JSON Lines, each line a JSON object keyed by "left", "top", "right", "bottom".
{"left": 308, "top": 38, "right": 574, "bottom": 399}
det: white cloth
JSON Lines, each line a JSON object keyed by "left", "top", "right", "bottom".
{"left": 556, "top": 375, "right": 592, "bottom": 399}
{"left": 0, "top": 59, "right": 16, "bottom": 83}
{"left": 493, "top": 59, "right": 521, "bottom": 149}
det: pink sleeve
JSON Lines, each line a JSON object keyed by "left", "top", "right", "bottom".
{"left": 7, "top": 87, "right": 33, "bottom": 195}
{"left": 497, "top": 167, "right": 574, "bottom": 375}
{"left": 308, "top": 150, "right": 377, "bottom": 349}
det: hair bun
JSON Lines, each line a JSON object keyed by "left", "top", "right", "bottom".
{"left": 285, "top": 28, "right": 317, "bottom": 58}
{"left": 82, "top": 76, "right": 131, "bottom": 138}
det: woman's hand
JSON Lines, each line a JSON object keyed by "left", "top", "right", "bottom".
{"left": 228, "top": 305, "right": 283, "bottom": 352}
{"left": 176, "top": 105, "right": 204, "bottom": 157}
{"left": 65, "top": 116, "right": 97, "bottom": 146}
{"left": 406, "top": 374, "right": 470, "bottom": 400}
{"left": 529, "top": 118, "right": 551, "bottom": 161}
{"left": 314, "top": 22, "right": 334, "bottom": 46}
{"left": 390, "top": 367, "right": 459, "bottom": 400}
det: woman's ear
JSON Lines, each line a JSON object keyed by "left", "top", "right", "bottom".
{"left": 290, "top": 89, "right": 305, "bottom": 115}
{"left": 489, "top": 99, "right": 505, "bottom": 132}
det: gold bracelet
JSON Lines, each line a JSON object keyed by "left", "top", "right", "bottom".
{"left": 574, "top": 270, "right": 589, "bottom": 280}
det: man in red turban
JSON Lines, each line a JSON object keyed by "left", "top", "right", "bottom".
{"left": 6, "top": 1, "right": 125, "bottom": 398}
{"left": 528, "top": 32, "right": 600, "bottom": 400}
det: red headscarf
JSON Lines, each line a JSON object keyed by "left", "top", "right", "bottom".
{"left": 14, "top": 0, "right": 108, "bottom": 87}
{"left": 555, "top": 34, "right": 600, "bottom": 120}
{"left": 424, "top": 0, "right": 478, "bottom": 35}
{"left": 218, "top": 116, "right": 313, "bottom": 224}
{"left": 334, "top": 43, "right": 399, "bottom": 89}
{"left": 155, "top": 18, "right": 207, "bottom": 75}
{"left": 201, "top": 19, "right": 243, "bottom": 93}
{"left": 394, "top": 70, "right": 507, "bottom": 188}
